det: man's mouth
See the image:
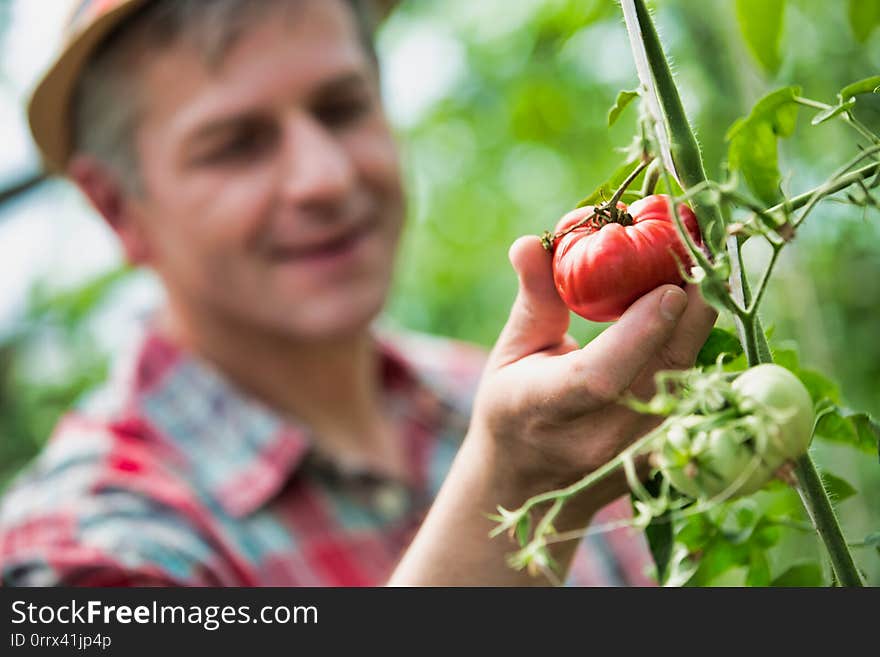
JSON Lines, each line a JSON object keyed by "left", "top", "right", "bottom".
{"left": 268, "top": 217, "right": 378, "bottom": 265}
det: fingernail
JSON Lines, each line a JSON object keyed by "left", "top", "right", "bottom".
{"left": 660, "top": 288, "right": 687, "bottom": 321}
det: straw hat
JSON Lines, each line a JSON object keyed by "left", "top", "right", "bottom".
{"left": 28, "top": 0, "right": 400, "bottom": 174}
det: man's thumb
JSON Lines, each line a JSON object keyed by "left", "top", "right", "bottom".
{"left": 491, "top": 235, "right": 571, "bottom": 366}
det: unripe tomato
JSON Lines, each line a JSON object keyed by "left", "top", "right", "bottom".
{"left": 731, "top": 364, "right": 815, "bottom": 462}
{"left": 551, "top": 194, "right": 702, "bottom": 322}
{"left": 658, "top": 423, "right": 777, "bottom": 500}
{"left": 658, "top": 364, "right": 815, "bottom": 501}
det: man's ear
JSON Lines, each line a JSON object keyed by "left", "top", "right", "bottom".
{"left": 67, "top": 154, "right": 152, "bottom": 266}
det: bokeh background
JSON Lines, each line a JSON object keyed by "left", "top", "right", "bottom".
{"left": 1, "top": 0, "right": 878, "bottom": 583}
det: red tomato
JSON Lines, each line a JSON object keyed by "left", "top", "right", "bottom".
{"left": 551, "top": 194, "right": 702, "bottom": 322}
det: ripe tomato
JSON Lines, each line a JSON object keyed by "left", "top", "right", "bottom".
{"left": 551, "top": 194, "right": 702, "bottom": 322}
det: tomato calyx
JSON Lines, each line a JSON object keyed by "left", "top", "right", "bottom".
{"left": 541, "top": 158, "right": 650, "bottom": 252}
{"left": 541, "top": 206, "right": 635, "bottom": 250}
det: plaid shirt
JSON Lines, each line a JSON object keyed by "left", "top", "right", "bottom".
{"left": 0, "top": 324, "right": 654, "bottom": 586}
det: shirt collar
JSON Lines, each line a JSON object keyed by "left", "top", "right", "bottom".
{"left": 121, "top": 325, "right": 460, "bottom": 518}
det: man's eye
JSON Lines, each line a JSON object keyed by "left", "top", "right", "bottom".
{"left": 202, "top": 127, "right": 276, "bottom": 164}
{"left": 315, "top": 96, "right": 372, "bottom": 127}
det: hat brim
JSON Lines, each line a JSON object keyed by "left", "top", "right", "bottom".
{"left": 29, "top": 0, "right": 400, "bottom": 174}
{"left": 28, "top": 0, "right": 149, "bottom": 174}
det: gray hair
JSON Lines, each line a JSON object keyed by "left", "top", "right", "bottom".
{"left": 71, "top": 0, "right": 380, "bottom": 195}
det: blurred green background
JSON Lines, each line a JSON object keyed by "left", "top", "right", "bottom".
{"left": 0, "top": 0, "right": 877, "bottom": 583}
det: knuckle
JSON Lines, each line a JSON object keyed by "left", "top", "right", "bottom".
{"left": 567, "top": 355, "right": 624, "bottom": 405}
{"left": 583, "top": 372, "right": 623, "bottom": 405}
{"left": 657, "top": 344, "right": 694, "bottom": 371}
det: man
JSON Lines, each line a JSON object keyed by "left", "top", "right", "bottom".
{"left": 0, "top": 0, "right": 715, "bottom": 586}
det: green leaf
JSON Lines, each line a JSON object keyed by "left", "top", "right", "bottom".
{"left": 811, "top": 99, "right": 856, "bottom": 126}
{"left": 727, "top": 87, "right": 800, "bottom": 205}
{"left": 637, "top": 474, "right": 675, "bottom": 585}
{"left": 814, "top": 408, "right": 880, "bottom": 455}
{"left": 769, "top": 343, "right": 800, "bottom": 371}
{"left": 840, "top": 75, "right": 880, "bottom": 100}
{"left": 819, "top": 471, "right": 858, "bottom": 503}
{"left": 848, "top": 0, "right": 880, "bottom": 43}
{"left": 751, "top": 519, "right": 782, "bottom": 549}
{"left": 795, "top": 368, "right": 841, "bottom": 404}
{"left": 686, "top": 540, "right": 749, "bottom": 586}
{"left": 696, "top": 327, "right": 744, "bottom": 367}
{"left": 735, "top": 0, "right": 785, "bottom": 74}
{"left": 771, "top": 562, "right": 824, "bottom": 586}
{"left": 852, "top": 414, "right": 880, "bottom": 458}
{"left": 607, "top": 89, "right": 639, "bottom": 126}
{"left": 676, "top": 514, "right": 714, "bottom": 551}
{"left": 655, "top": 174, "right": 685, "bottom": 198}
{"left": 746, "top": 548, "right": 771, "bottom": 586}
{"left": 27, "top": 266, "right": 131, "bottom": 328}
{"left": 863, "top": 531, "right": 880, "bottom": 547}
{"left": 575, "top": 156, "right": 644, "bottom": 208}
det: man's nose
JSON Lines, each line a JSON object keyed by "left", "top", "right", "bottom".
{"left": 279, "top": 112, "right": 355, "bottom": 208}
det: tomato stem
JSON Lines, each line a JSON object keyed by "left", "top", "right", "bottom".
{"left": 640, "top": 159, "right": 662, "bottom": 197}
{"left": 793, "top": 454, "right": 865, "bottom": 586}
{"left": 621, "top": 0, "right": 725, "bottom": 250}
{"left": 792, "top": 145, "right": 880, "bottom": 229}
{"left": 542, "top": 159, "right": 652, "bottom": 250}
{"left": 793, "top": 96, "right": 880, "bottom": 146}
{"left": 745, "top": 242, "right": 783, "bottom": 318}
{"left": 494, "top": 424, "right": 666, "bottom": 560}
{"left": 607, "top": 158, "right": 651, "bottom": 209}
{"left": 623, "top": 0, "right": 865, "bottom": 587}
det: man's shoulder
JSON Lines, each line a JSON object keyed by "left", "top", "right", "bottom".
{"left": 0, "top": 414, "right": 219, "bottom": 586}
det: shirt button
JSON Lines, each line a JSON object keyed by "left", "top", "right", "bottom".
{"left": 373, "top": 484, "right": 408, "bottom": 519}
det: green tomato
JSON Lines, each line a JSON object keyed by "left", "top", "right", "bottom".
{"left": 731, "top": 364, "right": 815, "bottom": 461}
{"left": 658, "top": 425, "right": 776, "bottom": 500}
{"left": 658, "top": 365, "right": 814, "bottom": 501}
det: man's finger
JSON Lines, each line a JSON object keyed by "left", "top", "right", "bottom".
{"left": 660, "top": 283, "right": 718, "bottom": 367}
{"left": 630, "top": 284, "right": 718, "bottom": 398}
{"left": 563, "top": 285, "right": 689, "bottom": 404}
{"left": 490, "top": 235, "right": 571, "bottom": 367}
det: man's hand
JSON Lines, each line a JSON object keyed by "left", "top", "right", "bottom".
{"left": 471, "top": 234, "right": 717, "bottom": 511}
{"left": 389, "top": 234, "right": 716, "bottom": 586}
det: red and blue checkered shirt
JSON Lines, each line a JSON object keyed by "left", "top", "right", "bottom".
{"left": 0, "top": 324, "right": 654, "bottom": 586}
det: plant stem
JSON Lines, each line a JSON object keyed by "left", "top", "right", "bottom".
{"left": 794, "top": 149, "right": 880, "bottom": 228}
{"left": 609, "top": 159, "right": 651, "bottom": 207}
{"left": 765, "top": 162, "right": 879, "bottom": 215}
{"left": 622, "top": 0, "right": 725, "bottom": 250}
{"left": 726, "top": 234, "right": 768, "bottom": 364}
{"left": 793, "top": 454, "right": 865, "bottom": 586}
{"left": 794, "top": 96, "right": 880, "bottom": 145}
{"left": 544, "top": 159, "right": 654, "bottom": 250}
{"left": 658, "top": 163, "right": 878, "bottom": 237}
{"left": 746, "top": 242, "right": 783, "bottom": 317}
{"left": 502, "top": 426, "right": 664, "bottom": 535}
{"left": 640, "top": 158, "right": 662, "bottom": 197}
{"left": 621, "top": 0, "right": 863, "bottom": 587}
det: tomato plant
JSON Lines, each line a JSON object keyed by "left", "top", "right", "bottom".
{"left": 492, "top": 0, "right": 880, "bottom": 587}
{"left": 550, "top": 195, "right": 701, "bottom": 322}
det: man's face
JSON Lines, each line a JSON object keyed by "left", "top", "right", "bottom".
{"left": 125, "top": 0, "right": 404, "bottom": 342}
